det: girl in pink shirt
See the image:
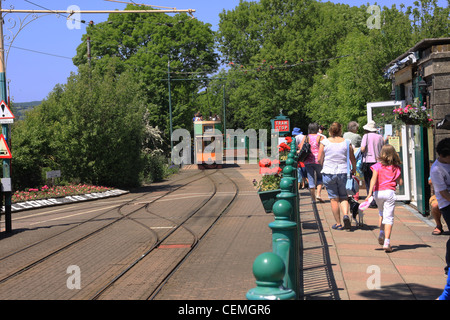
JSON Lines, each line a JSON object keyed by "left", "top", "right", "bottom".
{"left": 367, "top": 145, "right": 403, "bottom": 252}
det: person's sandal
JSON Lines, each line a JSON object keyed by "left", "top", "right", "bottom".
{"left": 432, "top": 227, "right": 444, "bottom": 235}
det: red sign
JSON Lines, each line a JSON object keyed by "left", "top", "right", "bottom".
{"left": 0, "top": 134, "right": 11, "bottom": 159}
{"left": 274, "top": 120, "right": 290, "bottom": 133}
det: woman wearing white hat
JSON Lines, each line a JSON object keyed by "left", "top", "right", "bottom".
{"left": 360, "top": 120, "right": 384, "bottom": 208}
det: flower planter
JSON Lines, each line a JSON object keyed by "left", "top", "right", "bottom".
{"left": 257, "top": 189, "right": 281, "bottom": 213}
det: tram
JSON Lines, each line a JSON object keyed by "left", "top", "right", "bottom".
{"left": 194, "top": 120, "right": 223, "bottom": 169}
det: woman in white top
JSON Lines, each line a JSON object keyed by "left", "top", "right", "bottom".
{"left": 318, "top": 122, "right": 356, "bottom": 230}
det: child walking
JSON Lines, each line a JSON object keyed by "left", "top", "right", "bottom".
{"left": 366, "top": 145, "right": 403, "bottom": 252}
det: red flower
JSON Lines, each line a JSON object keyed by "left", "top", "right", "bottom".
{"left": 259, "top": 158, "right": 271, "bottom": 168}
{"left": 278, "top": 143, "right": 290, "bottom": 152}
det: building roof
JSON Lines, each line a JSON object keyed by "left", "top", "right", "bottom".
{"left": 385, "top": 37, "right": 450, "bottom": 68}
{"left": 383, "top": 37, "right": 450, "bottom": 79}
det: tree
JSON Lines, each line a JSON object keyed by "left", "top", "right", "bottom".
{"left": 73, "top": 4, "right": 219, "bottom": 142}
{"left": 12, "top": 64, "right": 148, "bottom": 189}
{"left": 216, "top": 0, "right": 370, "bottom": 131}
{"left": 217, "top": 0, "right": 449, "bottom": 132}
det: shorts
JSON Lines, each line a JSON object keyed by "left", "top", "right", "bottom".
{"left": 374, "top": 189, "right": 396, "bottom": 225}
{"left": 297, "top": 167, "right": 307, "bottom": 182}
{"left": 323, "top": 173, "right": 347, "bottom": 200}
{"left": 305, "top": 163, "right": 323, "bottom": 189}
{"left": 430, "top": 195, "right": 438, "bottom": 208}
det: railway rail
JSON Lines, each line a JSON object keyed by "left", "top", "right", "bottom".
{"left": 0, "top": 168, "right": 239, "bottom": 300}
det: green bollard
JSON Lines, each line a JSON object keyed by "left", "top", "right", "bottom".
{"left": 281, "top": 164, "right": 296, "bottom": 191}
{"left": 269, "top": 199, "right": 298, "bottom": 295}
{"left": 279, "top": 167, "right": 299, "bottom": 219}
{"left": 275, "top": 179, "right": 300, "bottom": 297}
{"left": 246, "top": 252, "right": 296, "bottom": 300}
{"left": 277, "top": 178, "right": 296, "bottom": 221}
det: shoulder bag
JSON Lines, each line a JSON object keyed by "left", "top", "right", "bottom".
{"left": 297, "top": 135, "right": 311, "bottom": 162}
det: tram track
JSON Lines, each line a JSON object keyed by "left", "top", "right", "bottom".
{"left": 90, "top": 169, "right": 239, "bottom": 300}
{"left": 0, "top": 169, "right": 215, "bottom": 293}
{"left": 147, "top": 170, "right": 240, "bottom": 300}
{"left": 0, "top": 168, "right": 242, "bottom": 300}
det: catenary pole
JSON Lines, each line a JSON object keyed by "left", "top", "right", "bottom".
{"left": 0, "top": 2, "right": 12, "bottom": 233}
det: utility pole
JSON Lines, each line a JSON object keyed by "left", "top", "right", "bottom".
{"left": 0, "top": 2, "right": 12, "bottom": 232}
{"left": 0, "top": 4, "right": 196, "bottom": 233}
{"left": 168, "top": 60, "right": 173, "bottom": 154}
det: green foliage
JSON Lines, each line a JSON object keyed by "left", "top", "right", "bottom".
{"left": 12, "top": 5, "right": 219, "bottom": 190}
{"left": 216, "top": 0, "right": 449, "bottom": 133}
{"left": 73, "top": 4, "right": 219, "bottom": 142}
{"left": 253, "top": 174, "right": 282, "bottom": 191}
{"left": 12, "top": 64, "right": 147, "bottom": 189}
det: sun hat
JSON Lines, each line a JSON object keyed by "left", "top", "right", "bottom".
{"left": 292, "top": 127, "right": 303, "bottom": 136}
{"left": 363, "top": 120, "right": 377, "bottom": 132}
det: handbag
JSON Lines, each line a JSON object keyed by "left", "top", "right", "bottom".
{"left": 345, "top": 140, "right": 359, "bottom": 196}
{"left": 354, "top": 147, "right": 363, "bottom": 175}
{"left": 297, "top": 135, "right": 311, "bottom": 162}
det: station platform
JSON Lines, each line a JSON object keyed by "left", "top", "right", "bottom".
{"left": 174, "top": 164, "right": 449, "bottom": 300}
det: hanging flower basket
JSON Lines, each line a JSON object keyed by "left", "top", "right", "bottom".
{"left": 393, "top": 98, "right": 433, "bottom": 128}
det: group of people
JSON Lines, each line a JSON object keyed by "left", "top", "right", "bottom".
{"left": 292, "top": 120, "right": 402, "bottom": 251}
{"left": 292, "top": 121, "right": 450, "bottom": 299}
{"left": 193, "top": 111, "right": 221, "bottom": 122}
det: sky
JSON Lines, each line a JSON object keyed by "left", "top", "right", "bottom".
{"left": 2, "top": 0, "right": 448, "bottom": 103}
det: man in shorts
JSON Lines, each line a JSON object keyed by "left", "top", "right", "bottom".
{"left": 430, "top": 138, "right": 450, "bottom": 274}
{"left": 429, "top": 177, "right": 446, "bottom": 235}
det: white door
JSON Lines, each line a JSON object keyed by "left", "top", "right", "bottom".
{"left": 366, "top": 100, "right": 411, "bottom": 201}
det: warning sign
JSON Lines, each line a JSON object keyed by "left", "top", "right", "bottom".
{"left": 0, "top": 134, "right": 12, "bottom": 159}
{"left": 0, "top": 100, "right": 15, "bottom": 124}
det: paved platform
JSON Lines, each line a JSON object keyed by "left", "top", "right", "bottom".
{"left": 204, "top": 164, "right": 449, "bottom": 300}
{"left": 300, "top": 188, "right": 448, "bottom": 300}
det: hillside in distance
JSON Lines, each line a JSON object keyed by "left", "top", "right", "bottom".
{"left": 11, "top": 101, "right": 42, "bottom": 120}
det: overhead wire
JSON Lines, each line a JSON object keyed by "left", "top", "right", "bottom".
{"left": 15, "top": 1, "right": 355, "bottom": 76}
{"left": 10, "top": 45, "right": 73, "bottom": 60}
{"left": 24, "top": 0, "right": 87, "bottom": 24}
